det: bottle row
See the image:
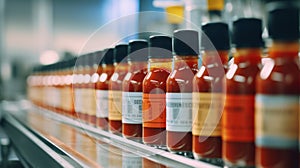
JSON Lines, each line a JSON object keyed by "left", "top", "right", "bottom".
{"left": 27, "top": 5, "right": 299, "bottom": 168}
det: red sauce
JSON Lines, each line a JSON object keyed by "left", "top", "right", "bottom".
{"left": 143, "top": 59, "right": 172, "bottom": 146}
{"left": 256, "top": 42, "right": 299, "bottom": 168}
{"left": 166, "top": 56, "right": 198, "bottom": 152}
{"left": 108, "top": 62, "right": 128, "bottom": 134}
{"left": 223, "top": 49, "right": 261, "bottom": 166}
{"left": 193, "top": 51, "right": 228, "bottom": 159}
{"left": 122, "top": 62, "right": 148, "bottom": 141}
{"left": 96, "top": 64, "right": 114, "bottom": 130}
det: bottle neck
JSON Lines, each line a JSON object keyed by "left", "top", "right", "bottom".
{"left": 148, "top": 58, "right": 172, "bottom": 72}
{"left": 173, "top": 55, "right": 198, "bottom": 71}
{"left": 269, "top": 41, "right": 299, "bottom": 58}
{"left": 202, "top": 50, "right": 228, "bottom": 66}
{"left": 101, "top": 64, "right": 114, "bottom": 72}
{"left": 114, "top": 62, "right": 128, "bottom": 73}
{"left": 234, "top": 48, "right": 262, "bottom": 63}
{"left": 128, "top": 61, "right": 147, "bottom": 72}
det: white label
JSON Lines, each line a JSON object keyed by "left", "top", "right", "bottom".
{"left": 166, "top": 93, "right": 193, "bottom": 132}
{"left": 256, "top": 94, "right": 299, "bottom": 149}
{"left": 74, "top": 89, "right": 82, "bottom": 113}
{"left": 96, "top": 90, "right": 109, "bottom": 118}
{"left": 122, "top": 92, "right": 143, "bottom": 124}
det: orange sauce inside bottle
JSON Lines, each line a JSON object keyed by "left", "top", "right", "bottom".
{"left": 166, "top": 56, "right": 198, "bottom": 153}
{"left": 122, "top": 61, "right": 148, "bottom": 141}
{"left": 193, "top": 51, "right": 228, "bottom": 160}
{"left": 256, "top": 42, "right": 299, "bottom": 168}
{"left": 143, "top": 58, "right": 172, "bottom": 146}
{"left": 109, "top": 62, "right": 128, "bottom": 134}
{"left": 223, "top": 49, "right": 261, "bottom": 166}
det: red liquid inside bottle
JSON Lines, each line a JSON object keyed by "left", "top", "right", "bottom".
{"left": 109, "top": 62, "right": 128, "bottom": 134}
{"left": 166, "top": 56, "right": 198, "bottom": 153}
{"left": 122, "top": 61, "right": 148, "bottom": 141}
{"left": 193, "top": 51, "right": 228, "bottom": 160}
{"left": 223, "top": 49, "right": 261, "bottom": 166}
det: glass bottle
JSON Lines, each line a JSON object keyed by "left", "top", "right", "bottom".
{"left": 223, "top": 18, "right": 263, "bottom": 167}
{"left": 166, "top": 30, "right": 199, "bottom": 155}
{"left": 122, "top": 40, "right": 148, "bottom": 141}
{"left": 109, "top": 44, "right": 129, "bottom": 134}
{"left": 143, "top": 35, "right": 172, "bottom": 147}
{"left": 96, "top": 49, "right": 114, "bottom": 130}
{"left": 193, "top": 22, "right": 230, "bottom": 164}
{"left": 255, "top": 5, "right": 299, "bottom": 168}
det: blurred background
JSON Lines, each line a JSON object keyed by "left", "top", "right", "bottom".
{"left": 0, "top": 0, "right": 298, "bottom": 100}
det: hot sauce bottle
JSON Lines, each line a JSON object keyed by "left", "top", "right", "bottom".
{"left": 122, "top": 40, "right": 148, "bottom": 141}
{"left": 166, "top": 30, "right": 199, "bottom": 155}
{"left": 255, "top": 5, "right": 299, "bottom": 168}
{"left": 193, "top": 22, "right": 230, "bottom": 163}
{"left": 81, "top": 54, "right": 92, "bottom": 123}
{"left": 142, "top": 35, "right": 172, "bottom": 147}
{"left": 61, "top": 59, "right": 76, "bottom": 117}
{"left": 223, "top": 18, "right": 263, "bottom": 167}
{"left": 74, "top": 55, "right": 85, "bottom": 121}
{"left": 96, "top": 49, "right": 114, "bottom": 130}
{"left": 109, "top": 44, "right": 129, "bottom": 134}
{"left": 88, "top": 52, "right": 101, "bottom": 126}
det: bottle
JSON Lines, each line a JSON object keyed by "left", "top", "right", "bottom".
{"left": 166, "top": 30, "right": 199, "bottom": 155}
{"left": 81, "top": 54, "right": 92, "bottom": 123}
{"left": 122, "top": 40, "right": 148, "bottom": 141}
{"left": 142, "top": 35, "right": 172, "bottom": 147}
{"left": 192, "top": 22, "right": 230, "bottom": 163}
{"left": 74, "top": 55, "right": 85, "bottom": 121}
{"left": 255, "top": 4, "right": 299, "bottom": 167}
{"left": 61, "top": 59, "right": 75, "bottom": 117}
{"left": 223, "top": 18, "right": 263, "bottom": 167}
{"left": 108, "top": 44, "right": 129, "bottom": 134}
{"left": 88, "top": 52, "right": 101, "bottom": 126}
{"left": 96, "top": 49, "right": 114, "bottom": 130}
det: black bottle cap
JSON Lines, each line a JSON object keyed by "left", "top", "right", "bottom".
{"left": 232, "top": 18, "right": 264, "bottom": 48}
{"left": 102, "top": 48, "right": 114, "bottom": 65}
{"left": 173, "top": 29, "right": 199, "bottom": 56}
{"left": 149, "top": 35, "right": 172, "bottom": 59}
{"left": 75, "top": 55, "right": 85, "bottom": 67}
{"left": 114, "top": 44, "right": 128, "bottom": 63}
{"left": 202, "top": 22, "right": 230, "bottom": 50}
{"left": 128, "top": 40, "right": 148, "bottom": 62}
{"left": 267, "top": 2, "right": 299, "bottom": 41}
{"left": 68, "top": 57, "right": 76, "bottom": 69}
{"left": 93, "top": 50, "right": 103, "bottom": 65}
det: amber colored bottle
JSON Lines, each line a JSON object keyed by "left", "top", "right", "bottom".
{"left": 74, "top": 55, "right": 85, "bottom": 121}
{"left": 222, "top": 18, "right": 263, "bottom": 167}
{"left": 193, "top": 22, "right": 230, "bottom": 162}
{"left": 96, "top": 49, "right": 114, "bottom": 130}
{"left": 122, "top": 40, "right": 148, "bottom": 141}
{"left": 166, "top": 30, "right": 199, "bottom": 155}
{"left": 108, "top": 44, "right": 128, "bottom": 134}
{"left": 81, "top": 54, "right": 92, "bottom": 123}
{"left": 142, "top": 35, "right": 172, "bottom": 147}
{"left": 88, "top": 52, "right": 101, "bottom": 126}
{"left": 60, "top": 60, "right": 74, "bottom": 116}
{"left": 255, "top": 6, "right": 299, "bottom": 168}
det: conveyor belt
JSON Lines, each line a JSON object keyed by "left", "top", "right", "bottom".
{"left": 0, "top": 100, "right": 219, "bottom": 168}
